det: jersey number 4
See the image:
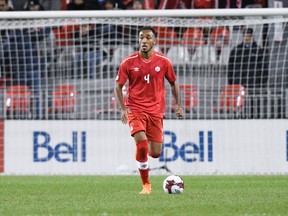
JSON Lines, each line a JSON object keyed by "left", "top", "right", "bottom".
{"left": 144, "top": 74, "right": 150, "bottom": 84}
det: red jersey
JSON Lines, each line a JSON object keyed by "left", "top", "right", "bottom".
{"left": 116, "top": 51, "right": 176, "bottom": 117}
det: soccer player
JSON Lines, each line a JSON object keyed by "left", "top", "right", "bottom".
{"left": 115, "top": 26, "right": 184, "bottom": 194}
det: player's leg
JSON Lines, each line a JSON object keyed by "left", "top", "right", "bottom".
{"left": 128, "top": 112, "right": 151, "bottom": 194}
{"left": 133, "top": 131, "right": 152, "bottom": 194}
{"left": 148, "top": 141, "right": 162, "bottom": 159}
{"left": 146, "top": 115, "right": 164, "bottom": 159}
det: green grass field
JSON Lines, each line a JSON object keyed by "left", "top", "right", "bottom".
{"left": 0, "top": 175, "right": 288, "bottom": 216}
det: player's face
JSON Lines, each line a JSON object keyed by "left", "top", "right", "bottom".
{"left": 139, "top": 30, "right": 156, "bottom": 54}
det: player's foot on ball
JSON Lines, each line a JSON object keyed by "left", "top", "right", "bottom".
{"left": 139, "top": 183, "right": 152, "bottom": 194}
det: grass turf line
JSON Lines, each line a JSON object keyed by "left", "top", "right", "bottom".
{"left": 0, "top": 175, "right": 287, "bottom": 216}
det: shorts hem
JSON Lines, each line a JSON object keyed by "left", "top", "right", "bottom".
{"left": 147, "top": 139, "right": 163, "bottom": 143}
{"left": 131, "top": 129, "right": 145, "bottom": 137}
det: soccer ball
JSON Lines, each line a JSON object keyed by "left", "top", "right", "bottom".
{"left": 163, "top": 175, "right": 184, "bottom": 194}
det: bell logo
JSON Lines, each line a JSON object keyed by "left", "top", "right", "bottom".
{"left": 160, "top": 131, "right": 213, "bottom": 163}
{"left": 33, "top": 131, "right": 86, "bottom": 163}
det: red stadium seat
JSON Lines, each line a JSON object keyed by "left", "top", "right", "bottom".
{"left": 214, "top": 84, "right": 246, "bottom": 115}
{"left": 210, "top": 27, "right": 231, "bottom": 65}
{"left": 6, "top": 85, "right": 31, "bottom": 117}
{"left": 181, "top": 28, "right": 205, "bottom": 48}
{"left": 96, "top": 84, "right": 129, "bottom": 120}
{"left": 52, "top": 85, "right": 77, "bottom": 113}
{"left": 53, "top": 25, "right": 79, "bottom": 47}
{"left": 193, "top": 0, "right": 214, "bottom": 9}
{"left": 210, "top": 27, "right": 230, "bottom": 46}
{"left": 154, "top": 26, "right": 178, "bottom": 53}
{"left": 171, "top": 85, "right": 198, "bottom": 113}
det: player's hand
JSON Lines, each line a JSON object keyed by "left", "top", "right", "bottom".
{"left": 175, "top": 105, "right": 184, "bottom": 119}
{"left": 120, "top": 107, "right": 130, "bottom": 124}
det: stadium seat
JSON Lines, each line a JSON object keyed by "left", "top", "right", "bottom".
{"left": 51, "top": 85, "right": 77, "bottom": 118}
{"left": 53, "top": 25, "right": 79, "bottom": 47}
{"left": 96, "top": 84, "right": 129, "bottom": 120}
{"left": 154, "top": 26, "right": 179, "bottom": 45}
{"left": 96, "top": 45, "right": 134, "bottom": 79}
{"left": 6, "top": 85, "right": 32, "bottom": 119}
{"left": 217, "top": 46, "right": 231, "bottom": 66}
{"left": 172, "top": 85, "right": 198, "bottom": 113}
{"left": 214, "top": 84, "right": 246, "bottom": 118}
{"left": 191, "top": 45, "right": 217, "bottom": 65}
{"left": 111, "top": 45, "right": 135, "bottom": 67}
{"left": 153, "top": 45, "right": 161, "bottom": 52}
{"left": 210, "top": 27, "right": 231, "bottom": 65}
{"left": 53, "top": 25, "right": 79, "bottom": 78}
{"left": 181, "top": 28, "right": 207, "bottom": 64}
{"left": 166, "top": 46, "right": 190, "bottom": 66}
{"left": 193, "top": 0, "right": 214, "bottom": 9}
{"left": 56, "top": 46, "right": 77, "bottom": 78}
{"left": 181, "top": 28, "right": 205, "bottom": 48}
{"left": 154, "top": 26, "right": 179, "bottom": 53}
{"left": 210, "top": 27, "right": 230, "bottom": 46}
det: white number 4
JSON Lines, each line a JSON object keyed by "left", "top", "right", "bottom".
{"left": 144, "top": 74, "right": 150, "bottom": 84}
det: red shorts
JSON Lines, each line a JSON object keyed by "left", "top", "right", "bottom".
{"left": 128, "top": 111, "right": 163, "bottom": 143}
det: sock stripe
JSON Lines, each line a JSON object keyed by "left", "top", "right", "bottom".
{"left": 135, "top": 140, "right": 150, "bottom": 185}
{"left": 137, "top": 161, "right": 149, "bottom": 170}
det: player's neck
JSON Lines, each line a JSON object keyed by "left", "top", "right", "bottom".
{"left": 139, "top": 50, "right": 154, "bottom": 60}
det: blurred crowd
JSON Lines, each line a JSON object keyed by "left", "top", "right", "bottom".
{"left": 0, "top": 0, "right": 270, "bottom": 82}
{"left": 0, "top": 0, "right": 267, "bottom": 11}
{"left": 0, "top": 0, "right": 270, "bottom": 86}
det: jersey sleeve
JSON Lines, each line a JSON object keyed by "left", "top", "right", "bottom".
{"left": 165, "top": 59, "right": 177, "bottom": 83}
{"left": 116, "top": 60, "right": 128, "bottom": 85}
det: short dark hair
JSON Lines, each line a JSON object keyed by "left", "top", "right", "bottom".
{"left": 243, "top": 28, "right": 253, "bottom": 36}
{"left": 139, "top": 26, "right": 157, "bottom": 38}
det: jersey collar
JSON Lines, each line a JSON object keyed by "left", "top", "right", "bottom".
{"left": 139, "top": 50, "right": 155, "bottom": 63}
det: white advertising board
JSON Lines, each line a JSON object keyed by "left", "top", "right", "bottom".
{"left": 4, "top": 120, "right": 288, "bottom": 175}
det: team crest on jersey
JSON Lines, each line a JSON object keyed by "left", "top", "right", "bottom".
{"left": 155, "top": 66, "right": 160, "bottom": 72}
{"left": 134, "top": 67, "right": 139, "bottom": 72}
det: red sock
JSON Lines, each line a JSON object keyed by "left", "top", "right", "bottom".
{"left": 136, "top": 140, "right": 150, "bottom": 185}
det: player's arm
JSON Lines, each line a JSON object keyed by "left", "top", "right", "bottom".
{"left": 115, "top": 83, "right": 130, "bottom": 124}
{"left": 169, "top": 81, "right": 184, "bottom": 119}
